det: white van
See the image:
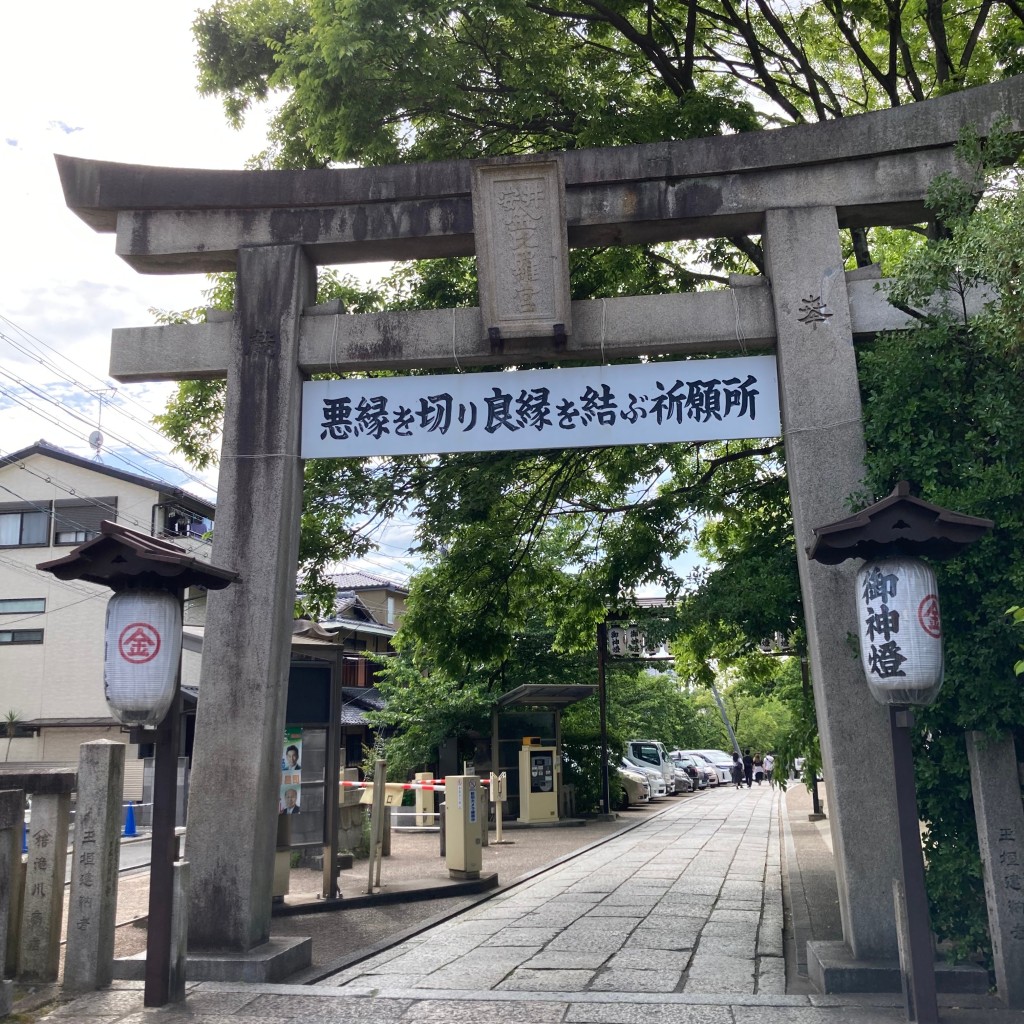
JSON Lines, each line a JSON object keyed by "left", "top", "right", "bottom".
{"left": 625, "top": 739, "right": 677, "bottom": 796}
{"left": 619, "top": 756, "right": 666, "bottom": 799}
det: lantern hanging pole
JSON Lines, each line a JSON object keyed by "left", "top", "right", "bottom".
{"left": 144, "top": 666, "right": 182, "bottom": 1007}
{"left": 597, "top": 622, "right": 610, "bottom": 817}
{"left": 35, "top": 522, "right": 238, "bottom": 1009}
{"left": 889, "top": 706, "right": 939, "bottom": 1024}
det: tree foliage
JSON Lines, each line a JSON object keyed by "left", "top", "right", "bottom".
{"left": 194, "top": 0, "right": 1023, "bottom": 169}
{"left": 856, "top": 134, "right": 1024, "bottom": 962}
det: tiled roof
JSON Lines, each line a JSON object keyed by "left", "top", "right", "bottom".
{"left": 329, "top": 570, "right": 409, "bottom": 594}
{"left": 340, "top": 686, "right": 385, "bottom": 726}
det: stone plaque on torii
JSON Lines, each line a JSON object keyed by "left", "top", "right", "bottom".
{"left": 56, "top": 78, "right": 1023, "bottom": 977}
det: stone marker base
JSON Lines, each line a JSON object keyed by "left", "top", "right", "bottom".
{"left": 0, "top": 978, "right": 12, "bottom": 1015}
{"left": 808, "top": 940, "right": 989, "bottom": 995}
{"left": 112, "top": 936, "right": 312, "bottom": 984}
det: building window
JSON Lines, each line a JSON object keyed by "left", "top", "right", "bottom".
{"left": 55, "top": 529, "right": 89, "bottom": 545}
{"left": 0, "top": 629, "right": 44, "bottom": 645}
{"left": 0, "top": 598, "right": 45, "bottom": 614}
{"left": 0, "top": 509, "right": 50, "bottom": 547}
{"left": 161, "top": 504, "right": 212, "bottom": 540}
{"left": 53, "top": 497, "right": 116, "bottom": 546}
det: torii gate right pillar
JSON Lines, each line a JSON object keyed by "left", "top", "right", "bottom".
{"left": 765, "top": 206, "right": 900, "bottom": 960}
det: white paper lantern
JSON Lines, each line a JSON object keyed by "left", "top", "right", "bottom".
{"left": 103, "top": 590, "right": 182, "bottom": 726}
{"left": 856, "top": 557, "right": 943, "bottom": 706}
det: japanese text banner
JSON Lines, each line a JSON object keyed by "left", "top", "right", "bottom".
{"left": 301, "top": 356, "right": 780, "bottom": 459}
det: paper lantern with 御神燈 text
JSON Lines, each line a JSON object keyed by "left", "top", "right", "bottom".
{"left": 856, "top": 557, "right": 943, "bottom": 706}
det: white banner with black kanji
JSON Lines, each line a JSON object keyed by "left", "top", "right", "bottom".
{"left": 301, "top": 356, "right": 780, "bottom": 458}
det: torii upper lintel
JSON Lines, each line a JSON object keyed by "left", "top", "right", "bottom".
{"left": 55, "top": 78, "right": 1024, "bottom": 274}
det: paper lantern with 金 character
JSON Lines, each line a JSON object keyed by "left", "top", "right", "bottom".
{"left": 103, "top": 590, "right": 182, "bottom": 725}
{"left": 856, "top": 557, "right": 944, "bottom": 706}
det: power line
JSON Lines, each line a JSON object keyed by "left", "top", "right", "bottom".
{"left": 0, "top": 313, "right": 185, "bottom": 443}
{"left": 0, "top": 316, "right": 218, "bottom": 496}
{"left": 0, "top": 374, "right": 215, "bottom": 501}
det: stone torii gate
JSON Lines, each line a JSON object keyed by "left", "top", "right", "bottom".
{"left": 57, "top": 78, "right": 1022, "bottom": 978}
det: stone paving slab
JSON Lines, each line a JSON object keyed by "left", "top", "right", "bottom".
{"left": 46, "top": 786, "right": 1024, "bottom": 1023}
{"left": 607, "top": 948, "right": 691, "bottom": 972}
{"left": 496, "top": 968, "right": 595, "bottom": 991}
{"left": 401, "top": 998, "right": 569, "bottom": 1022}
{"left": 522, "top": 950, "right": 613, "bottom": 970}
{"left": 563, "top": 1003, "right": 736, "bottom": 1023}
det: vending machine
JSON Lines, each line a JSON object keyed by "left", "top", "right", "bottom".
{"left": 517, "top": 738, "right": 560, "bottom": 823}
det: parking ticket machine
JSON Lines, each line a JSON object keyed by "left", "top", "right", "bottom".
{"left": 518, "top": 738, "right": 560, "bottom": 823}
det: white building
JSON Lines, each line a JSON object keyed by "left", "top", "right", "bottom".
{"left": 0, "top": 440, "right": 214, "bottom": 779}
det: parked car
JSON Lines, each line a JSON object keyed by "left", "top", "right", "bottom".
{"left": 671, "top": 750, "right": 720, "bottom": 787}
{"left": 625, "top": 739, "right": 677, "bottom": 795}
{"left": 671, "top": 761, "right": 694, "bottom": 793}
{"left": 614, "top": 764, "right": 651, "bottom": 808}
{"left": 672, "top": 754, "right": 707, "bottom": 790}
{"left": 690, "top": 748, "right": 736, "bottom": 786}
{"left": 620, "top": 756, "right": 667, "bottom": 798}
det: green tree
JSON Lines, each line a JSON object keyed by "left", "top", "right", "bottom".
{"left": 856, "top": 134, "right": 1024, "bottom": 962}
{"left": 194, "top": 0, "right": 1023, "bottom": 167}
{"left": 3, "top": 709, "right": 21, "bottom": 762}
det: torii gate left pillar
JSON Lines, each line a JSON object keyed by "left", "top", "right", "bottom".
{"left": 185, "top": 245, "right": 313, "bottom": 952}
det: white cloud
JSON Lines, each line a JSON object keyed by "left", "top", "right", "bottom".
{"left": 0, "top": 2, "right": 274, "bottom": 454}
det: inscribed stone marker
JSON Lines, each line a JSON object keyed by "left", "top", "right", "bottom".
{"left": 966, "top": 730, "right": 1024, "bottom": 1008}
{"left": 471, "top": 160, "right": 571, "bottom": 340}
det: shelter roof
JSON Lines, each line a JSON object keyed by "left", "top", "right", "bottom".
{"left": 340, "top": 686, "right": 385, "bottom": 726}
{"left": 497, "top": 684, "right": 597, "bottom": 709}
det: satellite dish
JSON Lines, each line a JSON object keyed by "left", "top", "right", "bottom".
{"left": 88, "top": 430, "right": 104, "bottom": 454}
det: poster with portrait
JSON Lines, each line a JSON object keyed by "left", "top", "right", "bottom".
{"left": 279, "top": 727, "right": 303, "bottom": 814}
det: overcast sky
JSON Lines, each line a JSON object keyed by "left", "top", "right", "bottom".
{"left": 0, "top": 2, "right": 414, "bottom": 579}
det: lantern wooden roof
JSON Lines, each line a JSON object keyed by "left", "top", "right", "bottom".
{"left": 808, "top": 481, "right": 993, "bottom": 565}
{"left": 37, "top": 520, "right": 238, "bottom": 591}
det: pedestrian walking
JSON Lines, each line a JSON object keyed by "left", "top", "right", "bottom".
{"left": 742, "top": 749, "right": 754, "bottom": 788}
{"left": 753, "top": 753, "right": 764, "bottom": 785}
{"left": 731, "top": 751, "right": 744, "bottom": 789}
{"left": 763, "top": 751, "right": 775, "bottom": 782}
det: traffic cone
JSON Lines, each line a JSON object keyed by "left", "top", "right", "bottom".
{"left": 123, "top": 802, "right": 137, "bottom": 838}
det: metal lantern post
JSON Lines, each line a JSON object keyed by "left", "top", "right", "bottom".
{"left": 810, "top": 482, "right": 992, "bottom": 1024}
{"left": 39, "top": 522, "right": 236, "bottom": 1007}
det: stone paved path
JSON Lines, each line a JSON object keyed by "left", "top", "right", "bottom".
{"left": 31, "top": 781, "right": 1024, "bottom": 1023}
{"left": 320, "top": 782, "right": 784, "bottom": 997}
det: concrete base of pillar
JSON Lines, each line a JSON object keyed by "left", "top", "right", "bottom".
{"left": 0, "top": 978, "right": 12, "bottom": 1015}
{"left": 807, "top": 940, "right": 989, "bottom": 995}
{"left": 112, "top": 936, "right": 312, "bottom": 984}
